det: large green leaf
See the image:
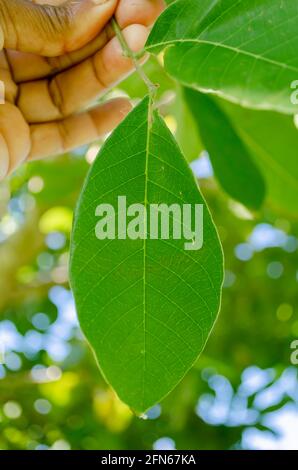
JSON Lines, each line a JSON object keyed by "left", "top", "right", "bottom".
{"left": 219, "top": 100, "right": 298, "bottom": 216}
{"left": 70, "top": 97, "right": 223, "bottom": 413}
{"left": 146, "top": 0, "right": 298, "bottom": 114}
{"left": 184, "top": 88, "right": 266, "bottom": 209}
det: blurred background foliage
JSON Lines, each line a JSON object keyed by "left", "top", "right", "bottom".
{"left": 0, "top": 52, "right": 297, "bottom": 451}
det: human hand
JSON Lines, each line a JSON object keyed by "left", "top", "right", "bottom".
{"left": 0, "top": 0, "right": 164, "bottom": 179}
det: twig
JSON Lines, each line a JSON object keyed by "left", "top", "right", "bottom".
{"left": 111, "top": 18, "right": 158, "bottom": 99}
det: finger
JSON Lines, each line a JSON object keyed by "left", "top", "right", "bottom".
{"left": 6, "top": 29, "right": 111, "bottom": 83}
{"left": 0, "top": 134, "right": 9, "bottom": 179}
{"left": 0, "top": 0, "right": 117, "bottom": 56}
{"left": 0, "top": 103, "right": 30, "bottom": 178}
{"left": 18, "top": 24, "right": 148, "bottom": 123}
{"left": 28, "top": 97, "right": 132, "bottom": 160}
{"left": 31, "top": 0, "right": 69, "bottom": 5}
{"left": 6, "top": 0, "right": 165, "bottom": 83}
{"left": 0, "top": 51, "right": 17, "bottom": 102}
{"left": 115, "top": 0, "right": 165, "bottom": 28}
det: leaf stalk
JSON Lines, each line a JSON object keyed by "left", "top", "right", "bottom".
{"left": 111, "top": 18, "right": 158, "bottom": 100}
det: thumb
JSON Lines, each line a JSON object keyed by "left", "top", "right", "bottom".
{"left": 0, "top": 0, "right": 117, "bottom": 56}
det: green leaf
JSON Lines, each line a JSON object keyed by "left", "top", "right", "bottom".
{"left": 146, "top": 0, "right": 298, "bottom": 114}
{"left": 184, "top": 88, "right": 266, "bottom": 210}
{"left": 70, "top": 97, "right": 223, "bottom": 413}
{"left": 170, "top": 86, "right": 204, "bottom": 163}
{"left": 219, "top": 100, "right": 298, "bottom": 216}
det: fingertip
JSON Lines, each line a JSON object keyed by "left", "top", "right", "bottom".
{"left": 94, "top": 24, "right": 148, "bottom": 87}
{"left": 111, "top": 97, "right": 133, "bottom": 117}
{"left": 65, "top": 0, "right": 118, "bottom": 53}
{"left": 90, "top": 97, "right": 132, "bottom": 134}
{"left": 123, "top": 24, "right": 149, "bottom": 54}
{"left": 115, "top": 0, "right": 165, "bottom": 28}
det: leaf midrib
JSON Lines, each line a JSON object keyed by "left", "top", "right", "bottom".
{"left": 146, "top": 39, "right": 298, "bottom": 73}
{"left": 141, "top": 97, "right": 152, "bottom": 409}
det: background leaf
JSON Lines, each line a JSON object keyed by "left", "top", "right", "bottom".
{"left": 184, "top": 88, "right": 266, "bottom": 210}
{"left": 70, "top": 97, "right": 223, "bottom": 413}
{"left": 169, "top": 85, "right": 204, "bottom": 163}
{"left": 146, "top": 0, "right": 298, "bottom": 114}
{"left": 219, "top": 100, "right": 298, "bottom": 216}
